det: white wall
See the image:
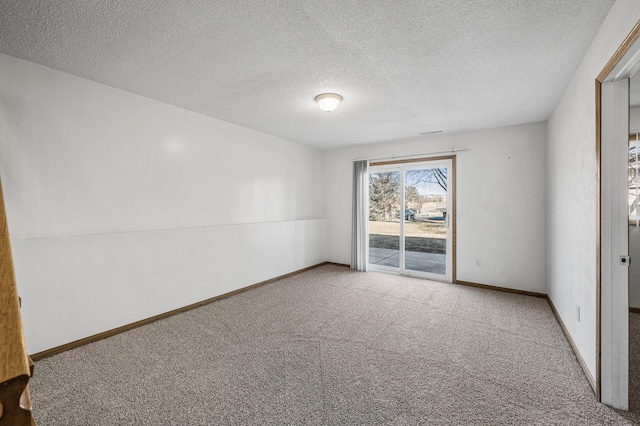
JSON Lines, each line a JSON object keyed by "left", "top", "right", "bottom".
{"left": 323, "top": 122, "right": 548, "bottom": 293}
{"left": 0, "top": 53, "right": 325, "bottom": 354}
{"left": 630, "top": 107, "right": 640, "bottom": 133}
{"left": 547, "top": 0, "right": 640, "bottom": 380}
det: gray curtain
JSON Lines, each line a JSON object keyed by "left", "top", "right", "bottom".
{"left": 351, "top": 160, "right": 369, "bottom": 271}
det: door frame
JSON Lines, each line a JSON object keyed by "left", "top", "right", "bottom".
{"left": 368, "top": 155, "right": 457, "bottom": 282}
{"left": 596, "top": 19, "right": 640, "bottom": 407}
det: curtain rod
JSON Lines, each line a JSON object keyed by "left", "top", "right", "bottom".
{"left": 352, "top": 148, "right": 468, "bottom": 162}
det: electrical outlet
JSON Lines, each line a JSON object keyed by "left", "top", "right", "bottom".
{"left": 577, "top": 305, "right": 581, "bottom": 322}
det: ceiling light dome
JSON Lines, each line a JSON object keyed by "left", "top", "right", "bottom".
{"left": 315, "top": 93, "right": 342, "bottom": 112}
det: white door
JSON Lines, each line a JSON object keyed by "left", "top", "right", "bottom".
{"left": 601, "top": 78, "right": 630, "bottom": 409}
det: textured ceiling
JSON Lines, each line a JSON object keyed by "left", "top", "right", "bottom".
{"left": 0, "top": 1, "right": 615, "bottom": 149}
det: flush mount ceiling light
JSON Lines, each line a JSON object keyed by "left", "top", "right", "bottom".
{"left": 315, "top": 93, "right": 343, "bottom": 112}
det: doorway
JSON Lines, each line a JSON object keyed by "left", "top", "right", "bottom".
{"left": 367, "top": 157, "right": 455, "bottom": 282}
{"left": 597, "top": 20, "right": 640, "bottom": 410}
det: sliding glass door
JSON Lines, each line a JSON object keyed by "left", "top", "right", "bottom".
{"left": 368, "top": 159, "right": 453, "bottom": 281}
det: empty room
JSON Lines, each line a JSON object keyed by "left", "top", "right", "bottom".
{"left": 1, "top": 1, "right": 640, "bottom": 424}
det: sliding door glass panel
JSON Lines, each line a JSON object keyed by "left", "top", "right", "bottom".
{"left": 404, "top": 167, "right": 448, "bottom": 276}
{"left": 369, "top": 171, "right": 400, "bottom": 269}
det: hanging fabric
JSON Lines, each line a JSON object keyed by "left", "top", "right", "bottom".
{"left": 351, "top": 160, "right": 369, "bottom": 271}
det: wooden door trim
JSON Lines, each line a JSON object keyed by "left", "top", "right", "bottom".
{"left": 0, "top": 179, "right": 37, "bottom": 425}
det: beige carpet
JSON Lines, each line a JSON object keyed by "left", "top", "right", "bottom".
{"left": 30, "top": 265, "right": 640, "bottom": 425}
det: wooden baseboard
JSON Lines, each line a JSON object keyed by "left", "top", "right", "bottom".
{"left": 454, "top": 279, "right": 547, "bottom": 298}
{"left": 631, "top": 306, "right": 640, "bottom": 314}
{"left": 546, "top": 296, "right": 597, "bottom": 395}
{"left": 30, "top": 262, "right": 332, "bottom": 361}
